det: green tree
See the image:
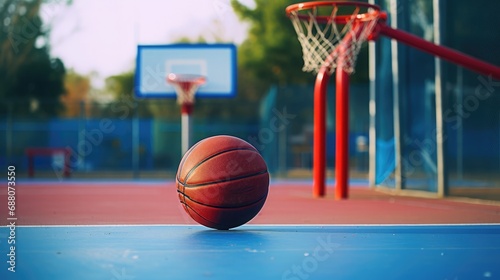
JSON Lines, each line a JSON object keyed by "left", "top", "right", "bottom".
{"left": 231, "top": 0, "right": 368, "bottom": 93}
{"left": 96, "top": 71, "right": 155, "bottom": 119}
{"left": 0, "top": 0, "right": 70, "bottom": 118}
{"left": 232, "top": 0, "right": 310, "bottom": 88}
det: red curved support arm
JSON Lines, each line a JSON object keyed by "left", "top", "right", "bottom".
{"left": 378, "top": 24, "right": 500, "bottom": 80}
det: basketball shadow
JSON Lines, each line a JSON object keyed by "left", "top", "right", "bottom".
{"left": 186, "top": 228, "right": 271, "bottom": 250}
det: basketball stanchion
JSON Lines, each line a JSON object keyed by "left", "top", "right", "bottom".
{"left": 286, "top": 1, "right": 500, "bottom": 199}
{"left": 166, "top": 73, "right": 206, "bottom": 155}
{"left": 134, "top": 44, "right": 237, "bottom": 156}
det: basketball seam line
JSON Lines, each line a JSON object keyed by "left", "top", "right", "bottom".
{"left": 179, "top": 170, "right": 268, "bottom": 188}
{"left": 176, "top": 138, "right": 205, "bottom": 183}
{"left": 178, "top": 139, "right": 207, "bottom": 198}
{"left": 178, "top": 190, "right": 268, "bottom": 209}
{"left": 179, "top": 147, "right": 259, "bottom": 185}
{"left": 179, "top": 201, "right": 231, "bottom": 230}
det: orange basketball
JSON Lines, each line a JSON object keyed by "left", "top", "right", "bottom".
{"left": 176, "top": 135, "right": 269, "bottom": 230}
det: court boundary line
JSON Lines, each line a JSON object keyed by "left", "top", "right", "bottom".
{"left": 445, "top": 196, "right": 500, "bottom": 207}
{"left": 14, "top": 178, "right": 370, "bottom": 185}
{"left": 13, "top": 223, "right": 500, "bottom": 228}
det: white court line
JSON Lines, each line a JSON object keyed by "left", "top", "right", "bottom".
{"left": 14, "top": 223, "right": 500, "bottom": 228}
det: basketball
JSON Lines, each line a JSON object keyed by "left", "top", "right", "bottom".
{"left": 176, "top": 135, "right": 269, "bottom": 230}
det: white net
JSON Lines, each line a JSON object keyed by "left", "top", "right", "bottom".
{"left": 172, "top": 83, "right": 199, "bottom": 105}
{"left": 167, "top": 74, "right": 206, "bottom": 105}
{"left": 288, "top": 5, "right": 380, "bottom": 75}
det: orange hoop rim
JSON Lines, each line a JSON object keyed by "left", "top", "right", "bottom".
{"left": 166, "top": 74, "right": 206, "bottom": 85}
{"left": 286, "top": 1, "right": 383, "bottom": 24}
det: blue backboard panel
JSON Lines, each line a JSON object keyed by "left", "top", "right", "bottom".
{"left": 135, "top": 43, "right": 237, "bottom": 98}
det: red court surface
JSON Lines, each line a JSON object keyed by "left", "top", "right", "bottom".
{"left": 1, "top": 180, "right": 500, "bottom": 280}
{"left": 2, "top": 180, "right": 499, "bottom": 226}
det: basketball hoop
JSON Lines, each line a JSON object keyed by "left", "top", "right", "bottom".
{"left": 286, "top": 1, "right": 500, "bottom": 200}
{"left": 286, "top": 1, "right": 384, "bottom": 74}
{"left": 166, "top": 73, "right": 206, "bottom": 155}
{"left": 286, "top": 1, "right": 384, "bottom": 200}
{"left": 167, "top": 74, "right": 206, "bottom": 107}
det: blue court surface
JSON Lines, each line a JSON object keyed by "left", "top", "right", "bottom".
{"left": 1, "top": 224, "right": 500, "bottom": 279}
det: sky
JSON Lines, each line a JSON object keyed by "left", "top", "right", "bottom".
{"left": 41, "top": 0, "right": 254, "bottom": 84}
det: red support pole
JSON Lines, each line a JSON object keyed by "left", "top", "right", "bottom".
{"left": 335, "top": 68, "right": 349, "bottom": 200}
{"left": 311, "top": 24, "right": 362, "bottom": 199}
{"left": 312, "top": 70, "right": 331, "bottom": 197}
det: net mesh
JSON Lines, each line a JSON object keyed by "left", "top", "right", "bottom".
{"left": 172, "top": 83, "right": 199, "bottom": 105}
{"left": 166, "top": 74, "right": 206, "bottom": 105}
{"left": 288, "top": 4, "right": 380, "bottom": 75}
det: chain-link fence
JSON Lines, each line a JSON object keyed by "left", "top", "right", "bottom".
{"left": 1, "top": 84, "right": 371, "bottom": 180}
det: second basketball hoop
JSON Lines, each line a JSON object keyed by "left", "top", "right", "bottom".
{"left": 134, "top": 43, "right": 237, "bottom": 156}
{"left": 167, "top": 74, "right": 206, "bottom": 155}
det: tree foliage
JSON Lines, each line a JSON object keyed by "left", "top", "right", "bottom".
{"left": 60, "top": 69, "right": 90, "bottom": 118}
{"left": 102, "top": 71, "right": 154, "bottom": 119}
{"left": 0, "top": 0, "right": 69, "bottom": 118}
{"left": 231, "top": 0, "right": 368, "bottom": 95}
{"left": 231, "top": 0, "right": 311, "bottom": 88}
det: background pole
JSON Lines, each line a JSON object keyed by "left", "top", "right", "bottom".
{"left": 181, "top": 103, "right": 193, "bottom": 155}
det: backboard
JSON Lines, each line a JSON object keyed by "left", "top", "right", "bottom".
{"left": 134, "top": 44, "right": 237, "bottom": 99}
